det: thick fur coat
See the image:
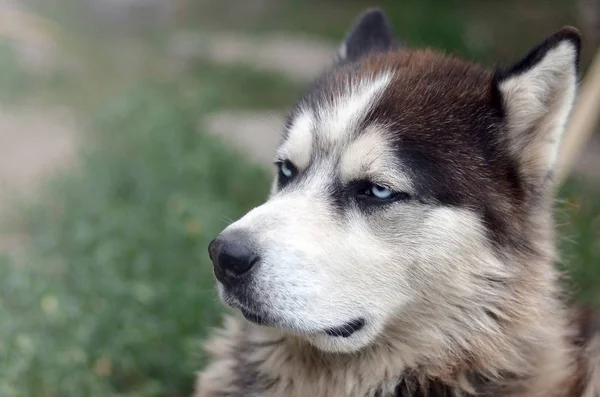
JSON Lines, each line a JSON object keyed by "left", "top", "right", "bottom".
{"left": 195, "top": 9, "right": 600, "bottom": 397}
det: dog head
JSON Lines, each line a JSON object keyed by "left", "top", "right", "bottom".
{"left": 208, "top": 9, "right": 581, "bottom": 354}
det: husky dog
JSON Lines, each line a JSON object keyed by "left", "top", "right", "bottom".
{"left": 196, "top": 8, "right": 600, "bottom": 397}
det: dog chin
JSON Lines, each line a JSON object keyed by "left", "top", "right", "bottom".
{"left": 218, "top": 285, "right": 377, "bottom": 353}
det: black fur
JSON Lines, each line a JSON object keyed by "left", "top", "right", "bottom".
{"left": 339, "top": 8, "right": 399, "bottom": 62}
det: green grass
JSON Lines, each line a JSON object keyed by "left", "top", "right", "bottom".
{"left": 0, "top": 84, "right": 271, "bottom": 396}
{"left": 557, "top": 179, "right": 600, "bottom": 305}
{"left": 0, "top": 7, "right": 300, "bottom": 393}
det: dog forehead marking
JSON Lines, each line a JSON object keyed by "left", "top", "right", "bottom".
{"left": 282, "top": 71, "right": 393, "bottom": 168}
{"left": 321, "top": 71, "right": 393, "bottom": 143}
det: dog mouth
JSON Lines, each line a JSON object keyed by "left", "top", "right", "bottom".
{"left": 240, "top": 309, "right": 366, "bottom": 338}
{"left": 240, "top": 306, "right": 365, "bottom": 337}
{"left": 221, "top": 289, "right": 366, "bottom": 338}
{"left": 323, "top": 318, "right": 366, "bottom": 338}
{"left": 222, "top": 292, "right": 277, "bottom": 327}
{"left": 240, "top": 307, "right": 272, "bottom": 326}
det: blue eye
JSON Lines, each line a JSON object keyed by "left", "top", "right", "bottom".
{"left": 276, "top": 160, "right": 297, "bottom": 184}
{"left": 369, "top": 184, "right": 393, "bottom": 199}
{"left": 280, "top": 162, "right": 293, "bottom": 178}
{"left": 357, "top": 183, "right": 411, "bottom": 203}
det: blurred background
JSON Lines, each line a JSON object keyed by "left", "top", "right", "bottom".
{"left": 0, "top": 0, "right": 599, "bottom": 395}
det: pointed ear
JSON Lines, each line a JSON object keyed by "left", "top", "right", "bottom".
{"left": 337, "top": 8, "right": 399, "bottom": 63}
{"left": 493, "top": 27, "right": 581, "bottom": 183}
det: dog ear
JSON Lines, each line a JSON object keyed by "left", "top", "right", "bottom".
{"left": 337, "top": 8, "right": 399, "bottom": 63}
{"left": 493, "top": 27, "right": 581, "bottom": 183}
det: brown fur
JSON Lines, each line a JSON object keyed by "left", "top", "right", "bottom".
{"left": 194, "top": 19, "right": 600, "bottom": 397}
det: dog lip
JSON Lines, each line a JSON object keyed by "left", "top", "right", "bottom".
{"left": 324, "top": 317, "right": 366, "bottom": 338}
{"left": 240, "top": 307, "right": 271, "bottom": 326}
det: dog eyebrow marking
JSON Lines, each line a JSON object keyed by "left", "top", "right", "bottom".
{"left": 278, "top": 71, "right": 393, "bottom": 171}
{"left": 339, "top": 126, "right": 413, "bottom": 191}
{"left": 277, "top": 110, "right": 314, "bottom": 170}
{"left": 320, "top": 71, "right": 393, "bottom": 144}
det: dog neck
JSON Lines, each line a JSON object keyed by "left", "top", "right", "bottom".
{"left": 196, "top": 305, "right": 582, "bottom": 397}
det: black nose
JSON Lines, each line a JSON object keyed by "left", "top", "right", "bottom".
{"left": 208, "top": 230, "right": 259, "bottom": 285}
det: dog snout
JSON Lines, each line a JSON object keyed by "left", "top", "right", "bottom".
{"left": 208, "top": 230, "right": 260, "bottom": 287}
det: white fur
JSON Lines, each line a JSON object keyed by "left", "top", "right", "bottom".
{"left": 339, "top": 126, "right": 414, "bottom": 192}
{"left": 277, "top": 110, "right": 314, "bottom": 169}
{"left": 279, "top": 72, "right": 393, "bottom": 167}
{"left": 319, "top": 72, "right": 392, "bottom": 144}
{"left": 219, "top": 128, "right": 504, "bottom": 353}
